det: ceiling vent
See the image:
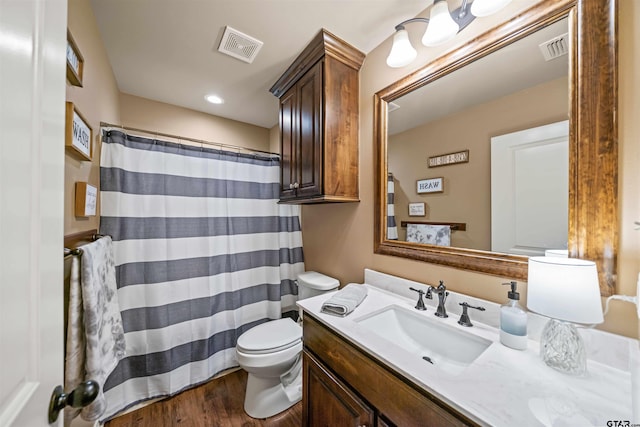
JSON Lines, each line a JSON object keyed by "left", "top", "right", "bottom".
{"left": 538, "top": 33, "right": 569, "bottom": 61}
{"left": 217, "top": 26, "right": 263, "bottom": 64}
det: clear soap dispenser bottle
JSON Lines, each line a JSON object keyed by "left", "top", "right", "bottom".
{"left": 499, "top": 281, "right": 528, "bottom": 350}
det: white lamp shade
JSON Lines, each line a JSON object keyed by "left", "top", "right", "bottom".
{"left": 386, "top": 29, "right": 417, "bottom": 68}
{"left": 527, "top": 256, "right": 604, "bottom": 324}
{"left": 422, "top": 0, "right": 459, "bottom": 47}
{"left": 544, "top": 249, "right": 569, "bottom": 258}
{"left": 470, "top": 0, "right": 513, "bottom": 17}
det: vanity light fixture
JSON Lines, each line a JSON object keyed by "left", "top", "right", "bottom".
{"left": 527, "top": 257, "right": 604, "bottom": 376}
{"left": 386, "top": 0, "right": 513, "bottom": 68}
{"left": 470, "top": 0, "right": 513, "bottom": 17}
{"left": 422, "top": 0, "right": 460, "bottom": 47}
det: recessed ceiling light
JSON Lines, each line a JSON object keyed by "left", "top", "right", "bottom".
{"left": 205, "top": 94, "right": 224, "bottom": 104}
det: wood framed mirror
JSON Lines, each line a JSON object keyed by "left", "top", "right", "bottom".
{"left": 374, "top": 0, "right": 617, "bottom": 295}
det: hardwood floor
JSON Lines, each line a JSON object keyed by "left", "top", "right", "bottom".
{"left": 105, "top": 369, "right": 302, "bottom": 427}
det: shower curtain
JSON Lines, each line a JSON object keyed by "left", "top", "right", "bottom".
{"left": 387, "top": 173, "right": 398, "bottom": 240}
{"left": 98, "top": 130, "right": 304, "bottom": 421}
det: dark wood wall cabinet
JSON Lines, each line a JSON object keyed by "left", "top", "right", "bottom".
{"left": 302, "top": 315, "right": 479, "bottom": 427}
{"left": 270, "top": 29, "right": 365, "bottom": 203}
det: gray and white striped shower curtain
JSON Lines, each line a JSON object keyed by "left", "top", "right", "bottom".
{"left": 387, "top": 173, "right": 398, "bottom": 240}
{"left": 98, "top": 130, "right": 304, "bottom": 421}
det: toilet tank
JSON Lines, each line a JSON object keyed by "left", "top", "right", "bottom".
{"left": 297, "top": 271, "right": 339, "bottom": 300}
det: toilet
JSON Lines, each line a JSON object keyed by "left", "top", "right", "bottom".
{"left": 235, "top": 271, "right": 339, "bottom": 418}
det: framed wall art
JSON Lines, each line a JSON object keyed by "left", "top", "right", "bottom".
{"left": 66, "top": 30, "right": 84, "bottom": 87}
{"left": 428, "top": 150, "right": 469, "bottom": 168}
{"left": 408, "top": 202, "right": 426, "bottom": 216}
{"left": 65, "top": 102, "right": 92, "bottom": 161}
{"left": 417, "top": 177, "right": 444, "bottom": 194}
{"left": 75, "top": 182, "right": 97, "bottom": 217}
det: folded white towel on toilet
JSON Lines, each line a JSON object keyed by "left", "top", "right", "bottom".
{"left": 321, "top": 283, "right": 368, "bottom": 317}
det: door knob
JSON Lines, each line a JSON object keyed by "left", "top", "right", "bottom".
{"left": 48, "top": 380, "right": 99, "bottom": 423}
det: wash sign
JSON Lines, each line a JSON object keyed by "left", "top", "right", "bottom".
{"left": 417, "top": 177, "right": 444, "bottom": 194}
{"left": 65, "top": 102, "right": 92, "bottom": 161}
{"left": 72, "top": 111, "right": 90, "bottom": 154}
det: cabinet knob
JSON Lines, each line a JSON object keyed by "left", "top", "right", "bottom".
{"left": 293, "top": 182, "right": 299, "bottom": 189}
{"left": 289, "top": 183, "right": 294, "bottom": 189}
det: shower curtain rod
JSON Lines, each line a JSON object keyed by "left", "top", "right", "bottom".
{"left": 100, "top": 122, "right": 280, "bottom": 157}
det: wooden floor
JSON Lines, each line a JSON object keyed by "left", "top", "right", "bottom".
{"left": 105, "top": 369, "right": 302, "bottom": 427}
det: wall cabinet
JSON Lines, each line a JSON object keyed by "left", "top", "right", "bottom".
{"left": 302, "top": 314, "right": 479, "bottom": 427}
{"left": 270, "top": 29, "right": 364, "bottom": 203}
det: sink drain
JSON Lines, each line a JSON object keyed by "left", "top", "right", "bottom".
{"left": 422, "top": 356, "right": 434, "bottom": 364}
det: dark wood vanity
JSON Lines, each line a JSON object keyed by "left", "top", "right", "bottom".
{"left": 270, "top": 29, "right": 364, "bottom": 204}
{"left": 302, "top": 314, "right": 478, "bottom": 427}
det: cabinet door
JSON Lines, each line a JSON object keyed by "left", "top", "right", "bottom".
{"left": 295, "top": 61, "right": 323, "bottom": 199}
{"left": 303, "top": 351, "right": 374, "bottom": 427}
{"left": 279, "top": 85, "right": 297, "bottom": 200}
{"left": 377, "top": 415, "right": 395, "bottom": 427}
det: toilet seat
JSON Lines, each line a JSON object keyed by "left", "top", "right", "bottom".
{"left": 237, "top": 318, "right": 302, "bottom": 354}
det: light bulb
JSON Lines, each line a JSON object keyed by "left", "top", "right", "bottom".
{"left": 422, "top": 0, "right": 459, "bottom": 47}
{"left": 386, "top": 29, "right": 417, "bottom": 68}
{"left": 470, "top": 0, "right": 513, "bottom": 17}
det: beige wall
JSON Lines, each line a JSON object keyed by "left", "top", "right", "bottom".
{"left": 119, "top": 94, "right": 270, "bottom": 152}
{"left": 65, "top": 0, "right": 121, "bottom": 235}
{"left": 269, "top": 125, "right": 280, "bottom": 154}
{"left": 300, "top": 0, "right": 639, "bottom": 338}
{"left": 390, "top": 77, "right": 567, "bottom": 249}
{"left": 616, "top": 0, "right": 640, "bottom": 338}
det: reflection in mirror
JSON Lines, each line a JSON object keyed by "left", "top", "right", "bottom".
{"left": 374, "top": 0, "right": 618, "bottom": 295}
{"left": 386, "top": 18, "right": 569, "bottom": 256}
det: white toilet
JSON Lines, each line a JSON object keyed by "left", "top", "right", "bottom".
{"left": 235, "top": 271, "right": 339, "bottom": 418}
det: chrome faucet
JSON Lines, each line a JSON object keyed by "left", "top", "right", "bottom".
{"left": 409, "top": 287, "right": 428, "bottom": 311}
{"left": 426, "top": 281, "right": 449, "bottom": 318}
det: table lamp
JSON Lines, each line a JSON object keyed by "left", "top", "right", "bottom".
{"left": 527, "top": 256, "right": 604, "bottom": 375}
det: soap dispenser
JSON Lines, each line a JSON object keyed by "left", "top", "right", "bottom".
{"left": 499, "top": 281, "right": 527, "bottom": 350}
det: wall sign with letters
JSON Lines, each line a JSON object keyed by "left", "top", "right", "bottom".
{"left": 75, "top": 182, "right": 97, "bottom": 217}
{"left": 66, "top": 30, "right": 84, "bottom": 87}
{"left": 428, "top": 150, "right": 469, "bottom": 167}
{"left": 65, "top": 102, "right": 92, "bottom": 161}
{"left": 408, "top": 202, "right": 426, "bottom": 216}
{"left": 417, "top": 177, "right": 444, "bottom": 194}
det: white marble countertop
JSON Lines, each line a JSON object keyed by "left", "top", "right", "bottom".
{"left": 297, "top": 279, "right": 635, "bottom": 427}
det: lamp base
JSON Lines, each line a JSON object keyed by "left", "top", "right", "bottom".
{"left": 539, "top": 319, "right": 586, "bottom": 375}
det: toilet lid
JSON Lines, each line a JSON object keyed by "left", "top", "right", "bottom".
{"left": 237, "top": 318, "right": 302, "bottom": 353}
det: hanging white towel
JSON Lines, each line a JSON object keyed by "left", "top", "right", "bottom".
{"left": 406, "top": 224, "right": 451, "bottom": 246}
{"left": 64, "top": 236, "right": 125, "bottom": 422}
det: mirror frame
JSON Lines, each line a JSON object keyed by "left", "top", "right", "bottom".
{"left": 374, "top": 0, "right": 617, "bottom": 296}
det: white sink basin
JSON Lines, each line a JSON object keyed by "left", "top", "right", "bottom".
{"left": 355, "top": 305, "right": 492, "bottom": 375}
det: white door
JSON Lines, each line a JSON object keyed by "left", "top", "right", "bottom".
{"left": 0, "top": 0, "right": 67, "bottom": 426}
{"left": 491, "top": 121, "right": 569, "bottom": 256}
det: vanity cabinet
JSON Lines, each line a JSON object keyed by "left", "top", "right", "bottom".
{"left": 270, "top": 29, "right": 364, "bottom": 203}
{"left": 303, "top": 351, "right": 374, "bottom": 426}
{"left": 302, "top": 314, "right": 478, "bottom": 427}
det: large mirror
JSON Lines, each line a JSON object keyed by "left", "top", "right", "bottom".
{"left": 374, "top": 0, "right": 617, "bottom": 295}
